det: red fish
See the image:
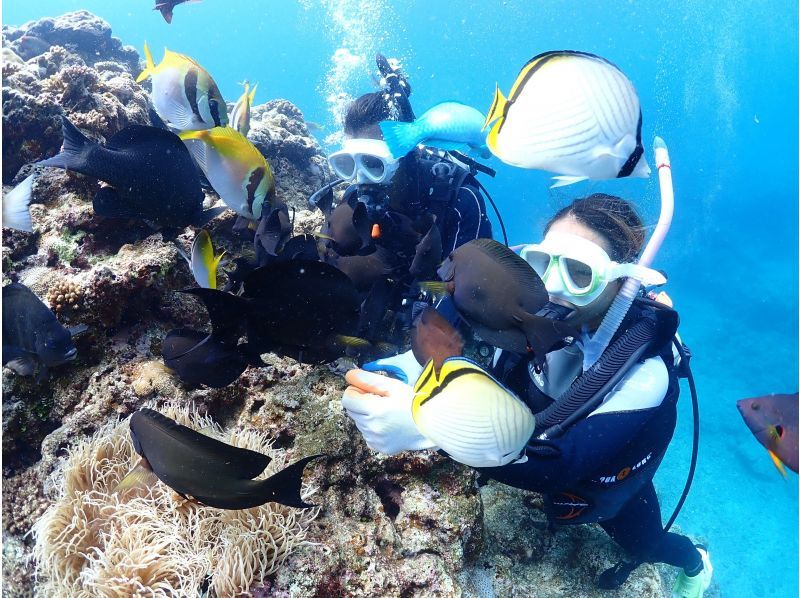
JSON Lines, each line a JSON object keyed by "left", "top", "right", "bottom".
{"left": 737, "top": 393, "right": 798, "bottom": 476}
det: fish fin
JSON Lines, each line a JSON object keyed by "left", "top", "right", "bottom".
{"left": 92, "top": 186, "right": 137, "bottom": 219}
{"left": 768, "top": 450, "right": 788, "bottom": 479}
{"left": 194, "top": 205, "right": 228, "bottom": 226}
{"left": 417, "top": 281, "right": 448, "bottom": 295}
{"left": 249, "top": 83, "right": 258, "bottom": 104}
{"left": 251, "top": 455, "right": 323, "bottom": 508}
{"left": 471, "top": 238, "right": 548, "bottom": 299}
{"left": 136, "top": 41, "right": 155, "bottom": 82}
{"left": 38, "top": 117, "right": 93, "bottom": 171}
{"left": 522, "top": 316, "right": 578, "bottom": 363}
{"left": 3, "top": 173, "right": 35, "bottom": 232}
{"left": 330, "top": 335, "right": 373, "bottom": 351}
{"left": 550, "top": 175, "right": 589, "bottom": 189}
{"left": 3, "top": 348, "right": 37, "bottom": 376}
{"left": 483, "top": 83, "right": 507, "bottom": 130}
{"left": 174, "top": 243, "right": 191, "bottom": 267}
{"left": 164, "top": 96, "right": 200, "bottom": 130}
{"left": 379, "top": 120, "right": 419, "bottom": 159}
{"left": 182, "top": 136, "right": 209, "bottom": 172}
{"left": 113, "top": 458, "right": 158, "bottom": 493}
{"left": 66, "top": 324, "right": 89, "bottom": 336}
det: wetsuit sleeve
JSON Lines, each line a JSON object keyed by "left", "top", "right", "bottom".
{"left": 441, "top": 183, "right": 493, "bottom": 254}
{"left": 484, "top": 357, "right": 672, "bottom": 493}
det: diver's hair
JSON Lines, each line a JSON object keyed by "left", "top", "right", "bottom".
{"left": 344, "top": 91, "right": 412, "bottom": 135}
{"left": 545, "top": 194, "right": 645, "bottom": 262}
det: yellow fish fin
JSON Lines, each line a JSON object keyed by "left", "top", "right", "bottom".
{"left": 178, "top": 129, "right": 209, "bottom": 142}
{"left": 483, "top": 83, "right": 507, "bottom": 131}
{"left": 417, "top": 281, "right": 448, "bottom": 295}
{"left": 113, "top": 458, "right": 158, "bottom": 493}
{"left": 312, "top": 231, "right": 334, "bottom": 241}
{"left": 412, "top": 359, "right": 438, "bottom": 419}
{"left": 486, "top": 119, "right": 503, "bottom": 152}
{"left": 249, "top": 83, "right": 258, "bottom": 104}
{"left": 768, "top": 449, "right": 788, "bottom": 479}
{"left": 136, "top": 41, "right": 156, "bottom": 83}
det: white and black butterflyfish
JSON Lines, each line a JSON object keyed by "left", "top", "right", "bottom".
{"left": 484, "top": 50, "right": 650, "bottom": 187}
{"left": 137, "top": 42, "right": 228, "bottom": 131}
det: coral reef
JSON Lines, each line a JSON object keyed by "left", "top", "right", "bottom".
{"left": 1, "top": 10, "right": 688, "bottom": 598}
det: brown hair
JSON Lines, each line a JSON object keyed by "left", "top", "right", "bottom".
{"left": 544, "top": 193, "right": 645, "bottom": 262}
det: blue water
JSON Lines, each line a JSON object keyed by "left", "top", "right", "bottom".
{"left": 5, "top": 1, "right": 798, "bottom": 595}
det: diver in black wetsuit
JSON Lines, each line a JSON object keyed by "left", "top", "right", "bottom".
{"left": 341, "top": 194, "right": 713, "bottom": 597}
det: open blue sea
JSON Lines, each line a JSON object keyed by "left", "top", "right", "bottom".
{"left": 4, "top": 1, "right": 798, "bottom": 595}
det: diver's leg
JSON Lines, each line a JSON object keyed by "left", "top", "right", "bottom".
{"left": 599, "top": 482, "right": 702, "bottom": 573}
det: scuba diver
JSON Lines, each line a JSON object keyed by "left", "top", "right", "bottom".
{"left": 341, "top": 141, "right": 713, "bottom": 595}
{"left": 309, "top": 54, "right": 495, "bottom": 345}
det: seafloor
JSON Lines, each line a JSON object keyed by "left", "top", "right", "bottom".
{"left": 1, "top": 11, "right": 721, "bottom": 597}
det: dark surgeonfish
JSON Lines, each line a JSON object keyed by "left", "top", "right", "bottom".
{"left": 737, "top": 393, "right": 799, "bottom": 477}
{"left": 409, "top": 223, "right": 443, "bottom": 280}
{"left": 154, "top": 0, "right": 197, "bottom": 24}
{"left": 163, "top": 260, "right": 370, "bottom": 386}
{"left": 116, "top": 408, "right": 320, "bottom": 509}
{"left": 320, "top": 196, "right": 372, "bottom": 255}
{"left": 2, "top": 283, "right": 80, "bottom": 378}
{"left": 421, "top": 238, "right": 577, "bottom": 359}
{"left": 25, "top": 116, "right": 207, "bottom": 228}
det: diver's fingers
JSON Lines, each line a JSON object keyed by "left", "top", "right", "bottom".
{"left": 342, "top": 386, "right": 384, "bottom": 416}
{"left": 345, "top": 368, "right": 409, "bottom": 396}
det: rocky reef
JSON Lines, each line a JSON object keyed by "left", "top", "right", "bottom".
{"left": 2, "top": 11, "right": 686, "bottom": 597}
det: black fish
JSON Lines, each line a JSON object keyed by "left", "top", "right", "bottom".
{"left": 163, "top": 260, "right": 369, "bottom": 386}
{"left": 254, "top": 202, "right": 292, "bottom": 265}
{"left": 409, "top": 223, "right": 442, "bottom": 279}
{"left": 321, "top": 196, "right": 372, "bottom": 255}
{"left": 118, "top": 408, "right": 319, "bottom": 509}
{"left": 326, "top": 245, "right": 396, "bottom": 292}
{"left": 39, "top": 116, "right": 206, "bottom": 227}
{"left": 425, "top": 239, "right": 577, "bottom": 358}
{"left": 2, "top": 283, "right": 78, "bottom": 378}
{"left": 153, "top": 0, "right": 196, "bottom": 24}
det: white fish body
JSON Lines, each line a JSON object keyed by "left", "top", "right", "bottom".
{"left": 190, "top": 229, "right": 224, "bottom": 289}
{"left": 486, "top": 51, "right": 650, "bottom": 184}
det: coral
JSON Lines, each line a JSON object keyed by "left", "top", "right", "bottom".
{"left": 45, "top": 278, "right": 83, "bottom": 316}
{"left": 31, "top": 403, "right": 319, "bottom": 597}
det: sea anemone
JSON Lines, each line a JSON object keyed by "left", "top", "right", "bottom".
{"left": 31, "top": 402, "right": 320, "bottom": 596}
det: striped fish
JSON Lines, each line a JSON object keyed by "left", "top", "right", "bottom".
{"left": 412, "top": 357, "right": 534, "bottom": 468}
{"left": 230, "top": 81, "right": 258, "bottom": 137}
{"left": 484, "top": 51, "right": 650, "bottom": 187}
{"left": 190, "top": 229, "right": 225, "bottom": 289}
{"left": 136, "top": 42, "right": 228, "bottom": 131}
{"left": 180, "top": 127, "right": 275, "bottom": 220}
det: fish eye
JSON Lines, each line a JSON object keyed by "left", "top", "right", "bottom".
{"left": 750, "top": 403, "right": 760, "bottom": 411}
{"left": 775, "top": 425, "right": 784, "bottom": 438}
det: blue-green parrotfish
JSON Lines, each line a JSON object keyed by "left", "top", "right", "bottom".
{"left": 379, "top": 101, "right": 490, "bottom": 159}
{"left": 116, "top": 408, "right": 320, "bottom": 509}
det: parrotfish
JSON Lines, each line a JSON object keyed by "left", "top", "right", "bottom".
{"left": 116, "top": 408, "right": 320, "bottom": 509}
{"left": 137, "top": 42, "right": 227, "bottom": 130}
{"left": 483, "top": 51, "right": 649, "bottom": 188}
{"left": 25, "top": 117, "right": 208, "bottom": 228}
{"left": 180, "top": 126, "right": 275, "bottom": 220}
{"left": 421, "top": 238, "right": 577, "bottom": 359}
{"left": 3, "top": 283, "right": 79, "bottom": 378}
{"left": 380, "top": 101, "right": 490, "bottom": 159}
{"left": 737, "top": 393, "right": 798, "bottom": 477}
{"left": 230, "top": 81, "right": 258, "bottom": 137}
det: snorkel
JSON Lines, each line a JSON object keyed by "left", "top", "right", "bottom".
{"left": 580, "top": 136, "right": 674, "bottom": 370}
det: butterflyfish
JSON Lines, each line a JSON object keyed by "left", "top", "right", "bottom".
{"left": 137, "top": 42, "right": 228, "bottom": 130}
{"left": 483, "top": 51, "right": 650, "bottom": 187}
{"left": 230, "top": 81, "right": 258, "bottom": 137}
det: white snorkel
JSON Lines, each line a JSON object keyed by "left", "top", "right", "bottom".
{"left": 580, "top": 136, "right": 674, "bottom": 370}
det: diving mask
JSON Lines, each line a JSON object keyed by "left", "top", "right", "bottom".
{"left": 328, "top": 138, "right": 400, "bottom": 184}
{"left": 520, "top": 232, "right": 666, "bottom": 307}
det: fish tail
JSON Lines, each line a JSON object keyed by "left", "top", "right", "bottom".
{"left": 379, "top": 120, "right": 420, "bottom": 159}
{"left": 550, "top": 175, "right": 589, "bottom": 189}
{"left": 255, "top": 455, "right": 322, "bottom": 508}
{"left": 482, "top": 83, "right": 507, "bottom": 131}
{"left": 136, "top": 41, "right": 155, "bottom": 83}
{"left": 2, "top": 173, "right": 35, "bottom": 232}
{"left": 38, "top": 116, "right": 94, "bottom": 171}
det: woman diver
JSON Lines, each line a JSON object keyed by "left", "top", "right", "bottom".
{"left": 341, "top": 176, "right": 713, "bottom": 595}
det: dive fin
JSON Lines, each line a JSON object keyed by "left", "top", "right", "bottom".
{"left": 38, "top": 117, "right": 94, "bottom": 171}
{"left": 253, "top": 455, "right": 323, "bottom": 508}
{"left": 114, "top": 458, "right": 158, "bottom": 493}
{"left": 550, "top": 175, "right": 589, "bottom": 189}
{"left": 136, "top": 41, "right": 155, "bottom": 82}
{"left": 379, "top": 120, "right": 420, "bottom": 159}
{"left": 3, "top": 173, "right": 35, "bottom": 232}
{"left": 482, "top": 83, "right": 507, "bottom": 130}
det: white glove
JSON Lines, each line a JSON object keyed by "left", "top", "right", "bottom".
{"left": 342, "top": 369, "right": 437, "bottom": 455}
{"left": 361, "top": 349, "right": 424, "bottom": 384}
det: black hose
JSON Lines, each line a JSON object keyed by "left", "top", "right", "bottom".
{"left": 473, "top": 177, "right": 509, "bottom": 247}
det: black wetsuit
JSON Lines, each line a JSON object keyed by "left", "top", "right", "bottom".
{"left": 481, "top": 310, "right": 702, "bottom": 574}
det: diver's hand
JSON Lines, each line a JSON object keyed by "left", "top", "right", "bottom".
{"left": 362, "top": 350, "right": 423, "bottom": 384}
{"left": 342, "top": 369, "right": 436, "bottom": 455}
